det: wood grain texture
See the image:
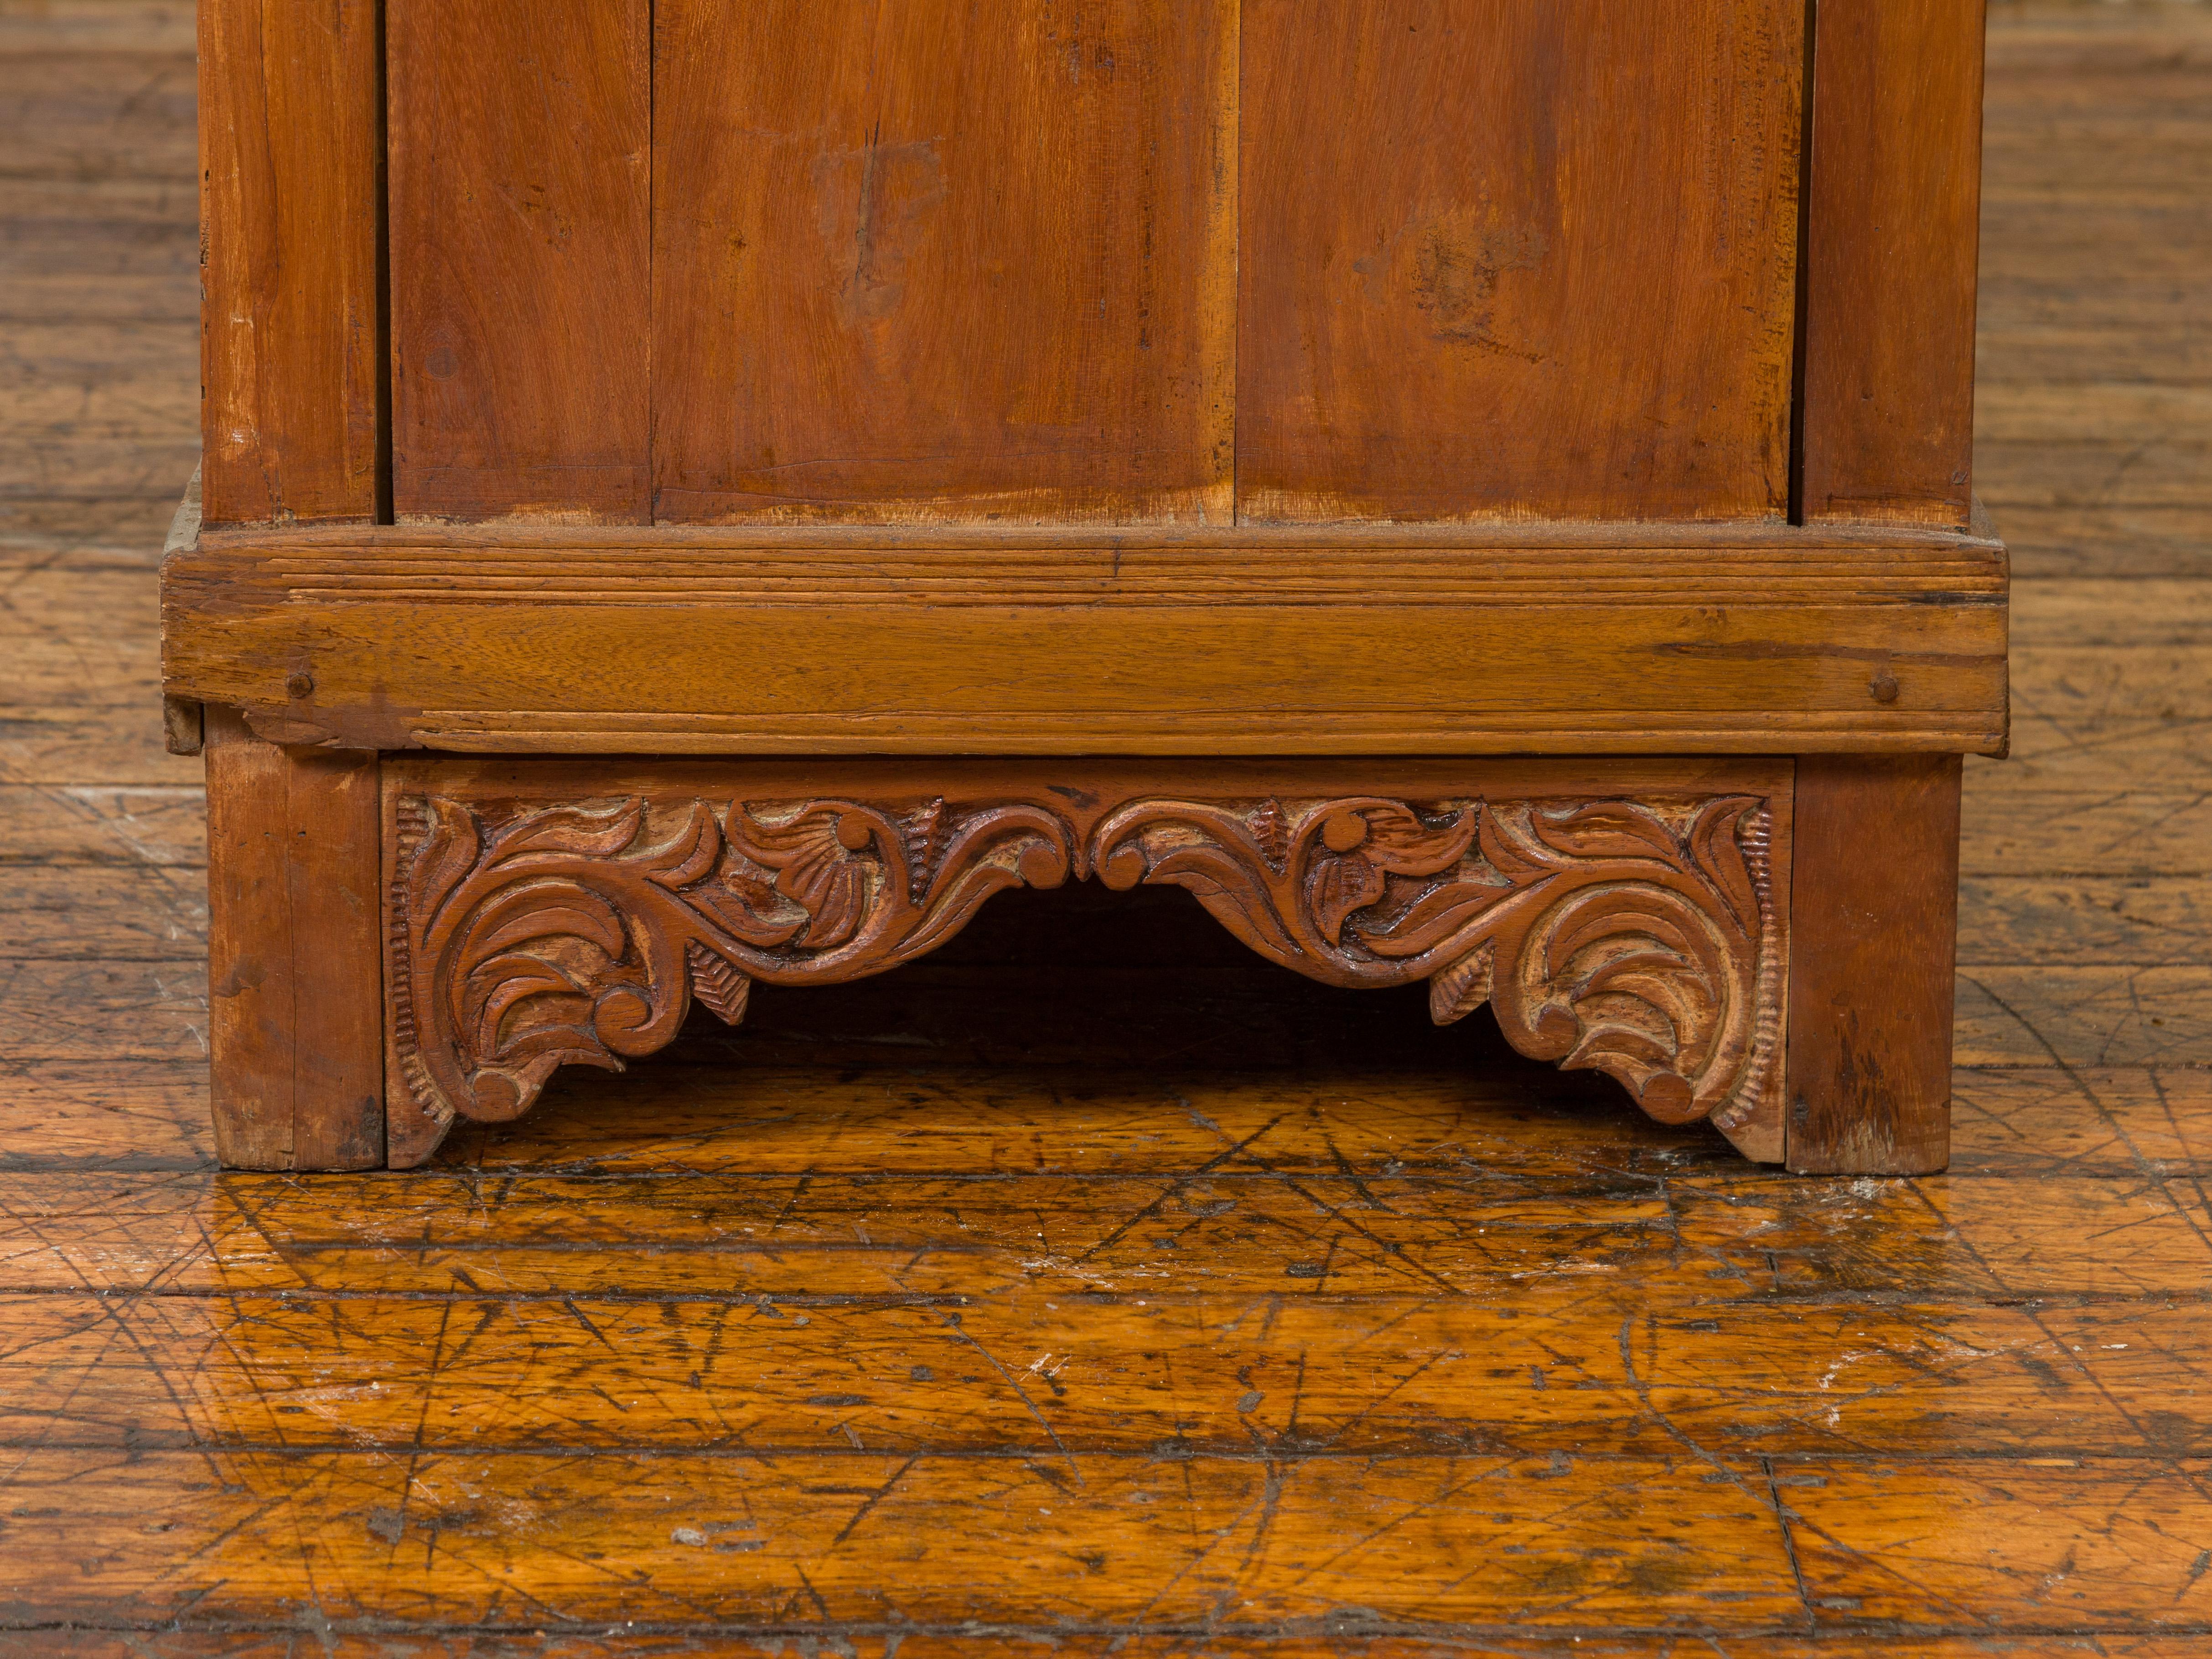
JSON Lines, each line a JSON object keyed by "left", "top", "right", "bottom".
{"left": 652, "top": 0, "right": 1235, "bottom": 525}
{"left": 1799, "top": 0, "right": 1989, "bottom": 527}
{"left": 2, "top": 1640, "right": 2207, "bottom": 1659}
{"left": 0, "top": 1444, "right": 1805, "bottom": 1628}
{"left": 11, "top": 2, "right": 2211, "bottom": 1648}
{"left": 10, "top": 1280, "right": 2212, "bottom": 1458}
{"left": 202, "top": 709, "right": 383, "bottom": 1170}
{"left": 5, "top": 1444, "right": 2212, "bottom": 1631}
{"left": 1237, "top": 0, "right": 1802, "bottom": 523}
{"left": 0, "top": 862, "right": 206, "bottom": 959}
{"left": 0, "top": 960, "right": 209, "bottom": 1063}
{"left": 0, "top": 786, "right": 206, "bottom": 867}
{"left": 0, "top": 9, "right": 199, "bottom": 545}
{"left": 487, "top": 1060, "right": 2207, "bottom": 1185}
{"left": 386, "top": 0, "right": 649, "bottom": 523}
{"left": 7, "top": 1089, "right": 2211, "bottom": 1299}
{"left": 1, "top": 538, "right": 195, "bottom": 788}
{"left": 196, "top": 0, "right": 382, "bottom": 526}
{"left": 1974, "top": 5, "right": 2212, "bottom": 582}
{"left": 161, "top": 523, "right": 2010, "bottom": 756}
{"left": 378, "top": 756, "right": 1790, "bottom": 1168}
{"left": 0, "top": 1059, "right": 213, "bottom": 1172}
{"left": 1785, "top": 755, "right": 1963, "bottom": 1174}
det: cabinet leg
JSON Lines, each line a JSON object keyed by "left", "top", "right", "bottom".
{"left": 1784, "top": 754, "right": 1963, "bottom": 1174}
{"left": 205, "top": 709, "right": 385, "bottom": 1170}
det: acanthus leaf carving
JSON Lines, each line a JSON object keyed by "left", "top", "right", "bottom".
{"left": 685, "top": 943, "right": 751, "bottom": 1027}
{"left": 727, "top": 802, "right": 876, "bottom": 949}
{"left": 1250, "top": 797, "right": 1291, "bottom": 875}
{"left": 1429, "top": 942, "right": 1495, "bottom": 1026}
{"left": 390, "top": 794, "right": 1077, "bottom": 1150}
{"left": 902, "top": 798, "right": 948, "bottom": 903}
{"left": 1091, "top": 793, "right": 1770, "bottom": 1127}
{"left": 388, "top": 783, "right": 1783, "bottom": 1166}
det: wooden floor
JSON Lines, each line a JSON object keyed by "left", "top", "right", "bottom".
{"left": 2, "top": 1, "right": 2210, "bottom": 1651}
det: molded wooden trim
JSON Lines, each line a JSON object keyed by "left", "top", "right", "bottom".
{"left": 163, "top": 524, "right": 2010, "bottom": 758}
{"left": 194, "top": 519, "right": 2005, "bottom": 556}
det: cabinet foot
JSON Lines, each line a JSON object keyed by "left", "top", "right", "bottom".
{"left": 205, "top": 709, "right": 385, "bottom": 1170}
{"left": 1784, "top": 755, "right": 1963, "bottom": 1174}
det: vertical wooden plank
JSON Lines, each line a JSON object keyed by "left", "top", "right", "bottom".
{"left": 652, "top": 0, "right": 1237, "bottom": 525}
{"left": 388, "top": 0, "right": 650, "bottom": 523}
{"left": 198, "top": 0, "right": 383, "bottom": 525}
{"left": 205, "top": 709, "right": 384, "bottom": 1171}
{"left": 1237, "top": 0, "right": 1803, "bottom": 523}
{"left": 1798, "top": 0, "right": 1989, "bottom": 527}
{"left": 1785, "top": 754, "right": 1963, "bottom": 1175}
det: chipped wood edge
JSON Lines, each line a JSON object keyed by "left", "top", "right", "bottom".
{"left": 161, "top": 470, "right": 205, "bottom": 756}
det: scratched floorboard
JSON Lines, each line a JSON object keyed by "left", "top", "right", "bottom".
{"left": 2, "top": 1643, "right": 2209, "bottom": 1659}
{"left": 2, "top": 0, "right": 2212, "bottom": 1649}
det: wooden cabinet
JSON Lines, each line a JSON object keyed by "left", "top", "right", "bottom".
{"left": 169, "top": 0, "right": 2002, "bottom": 1173}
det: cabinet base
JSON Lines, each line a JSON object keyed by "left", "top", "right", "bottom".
{"left": 200, "top": 738, "right": 1962, "bottom": 1174}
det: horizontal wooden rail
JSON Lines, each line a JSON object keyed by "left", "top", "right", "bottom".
{"left": 163, "top": 522, "right": 2009, "bottom": 757}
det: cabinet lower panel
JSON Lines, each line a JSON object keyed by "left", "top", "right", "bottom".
{"left": 377, "top": 755, "right": 1794, "bottom": 1167}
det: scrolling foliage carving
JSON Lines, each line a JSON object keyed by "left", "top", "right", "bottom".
{"left": 388, "top": 787, "right": 1780, "bottom": 1163}
{"left": 389, "top": 794, "right": 1072, "bottom": 1144}
{"left": 1095, "top": 795, "right": 1776, "bottom": 1130}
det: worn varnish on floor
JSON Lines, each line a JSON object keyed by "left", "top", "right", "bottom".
{"left": 4, "top": 0, "right": 2212, "bottom": 1650}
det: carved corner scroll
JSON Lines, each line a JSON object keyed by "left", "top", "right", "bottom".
{"left": 385, "top": 778, "right": 1787, "bottom": 1166}
{"left": 1096, "top": 794, "right": 1782, "bottom": 1132}
{"left": 385, "top": 794, "right": 1073, "bottom": 1165}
